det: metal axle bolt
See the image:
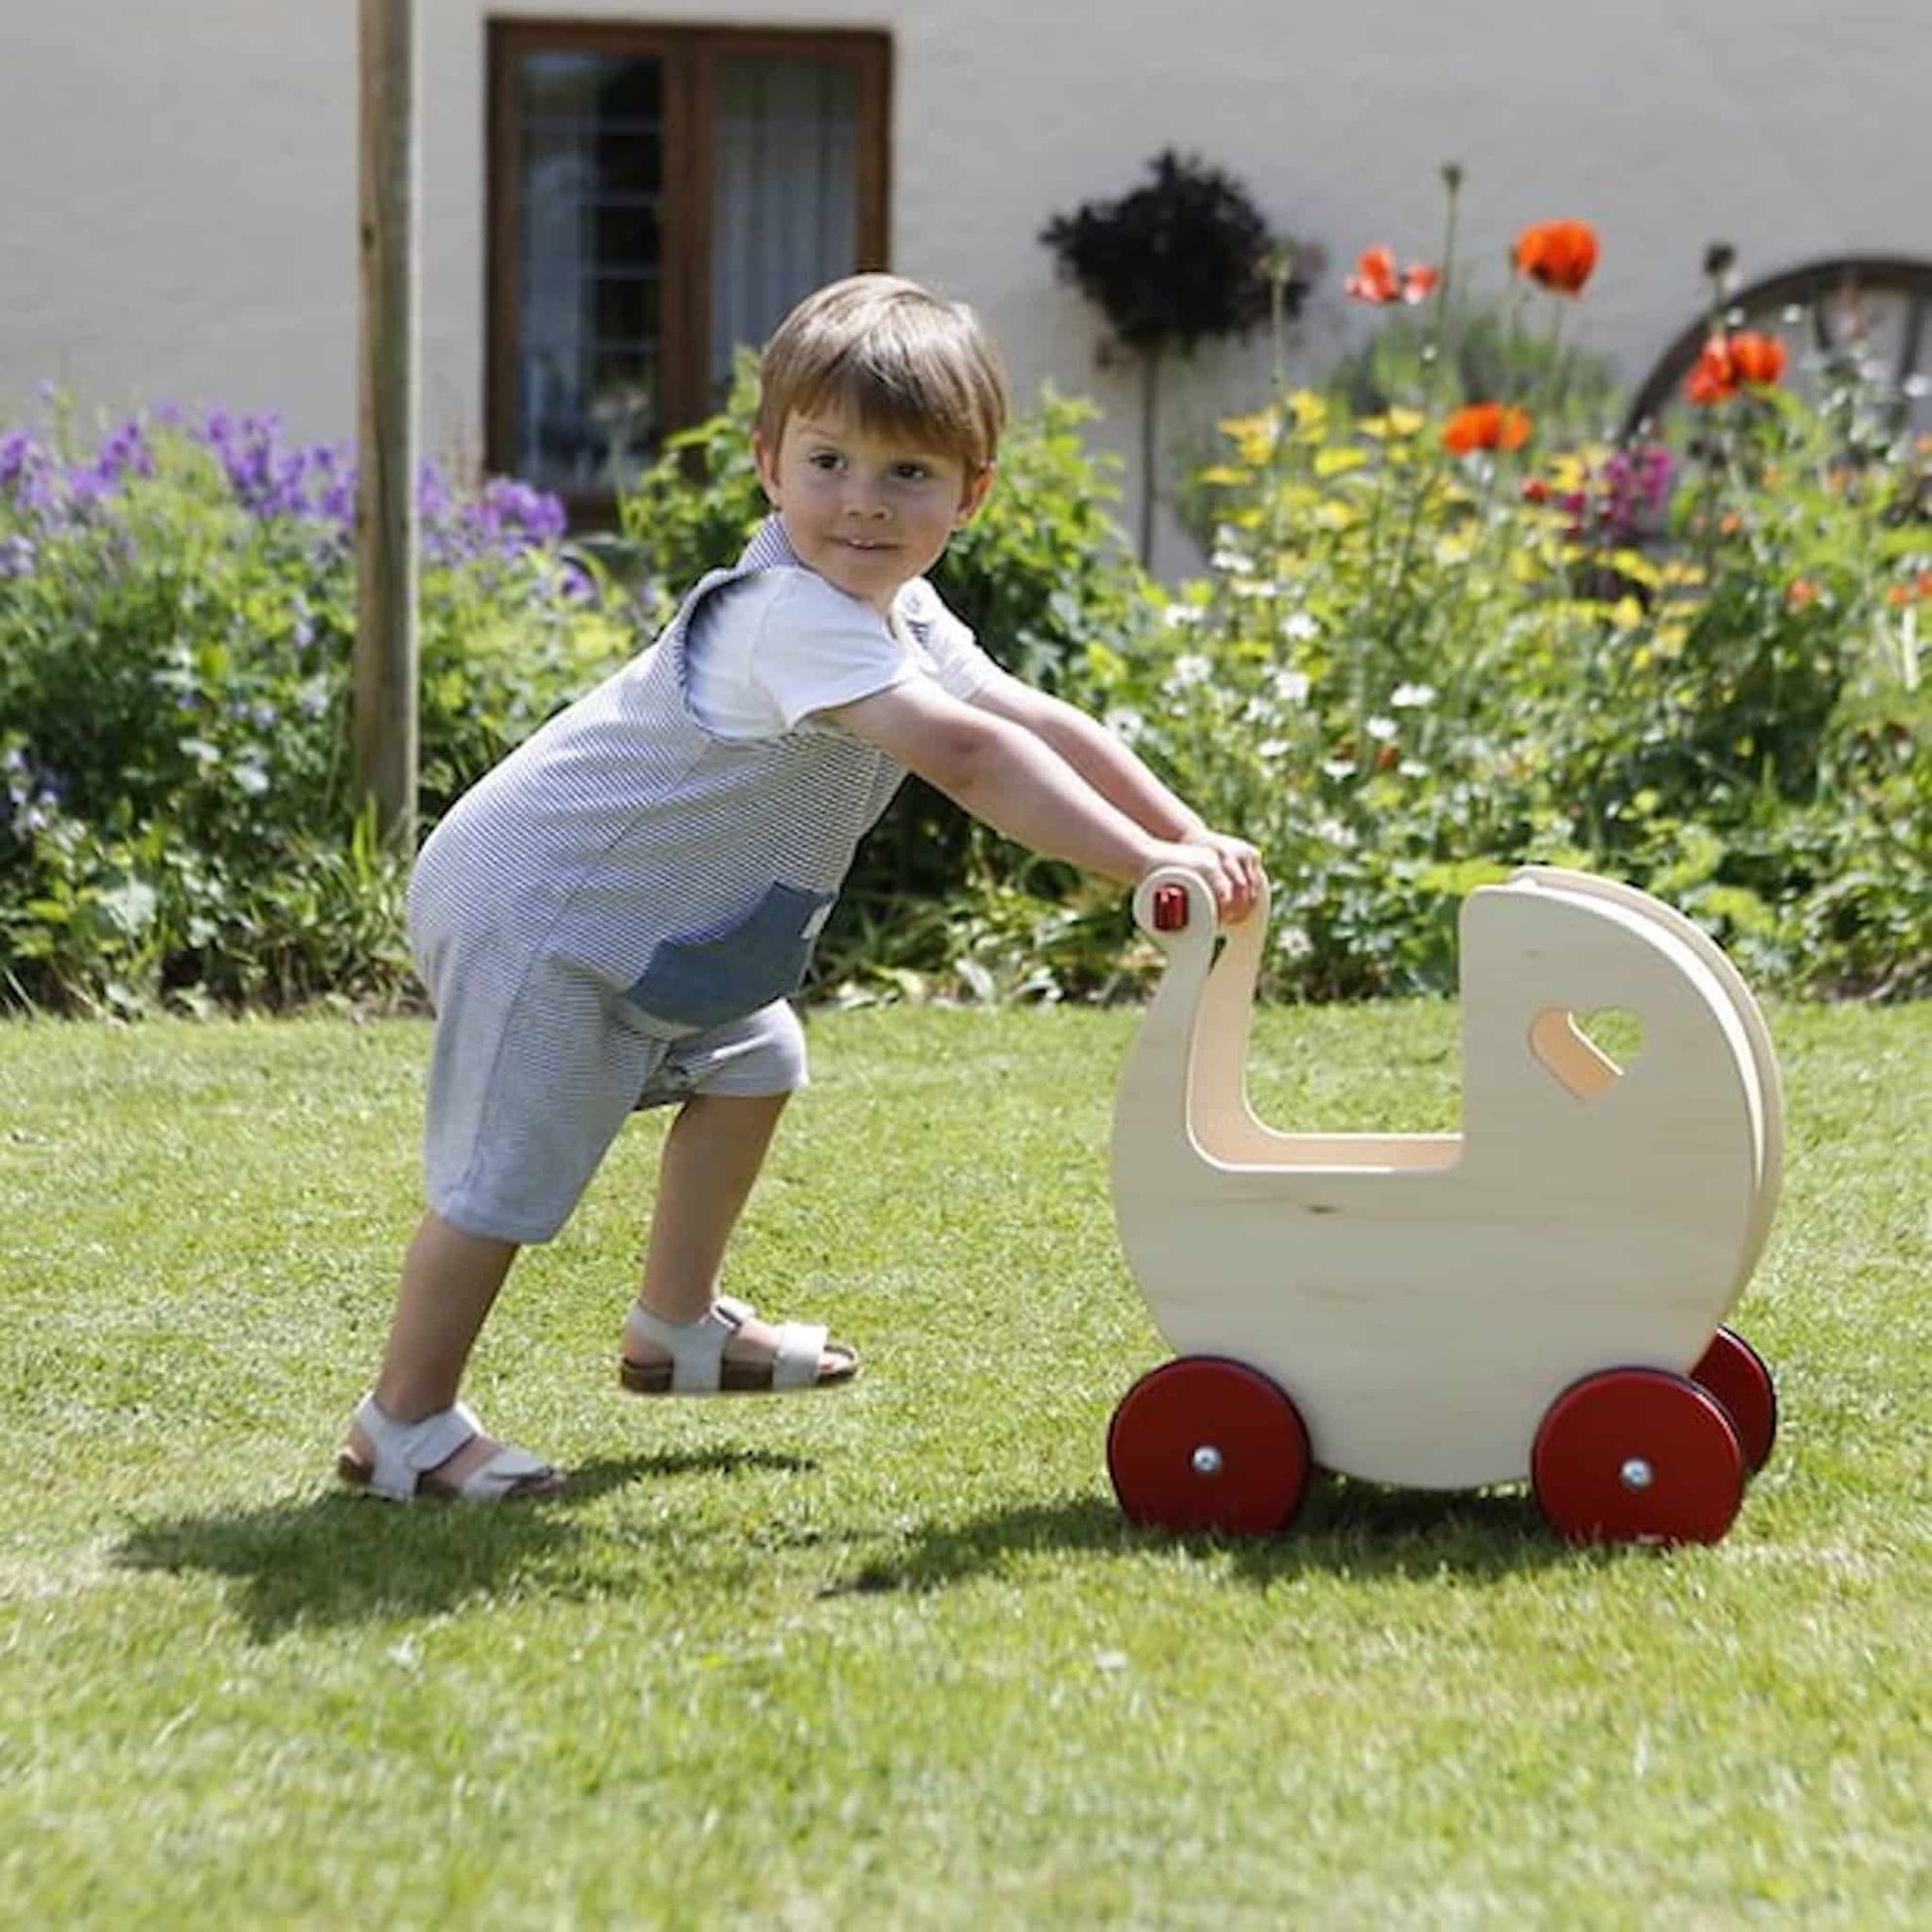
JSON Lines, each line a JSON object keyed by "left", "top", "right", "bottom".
{"left": 1619, "top": 1457, "right": 1655, "bottom": 1491}
{"left": 1191, "top": 1445, "right": 1224, "bottom": 1476}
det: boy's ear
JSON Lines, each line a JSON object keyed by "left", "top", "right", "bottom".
{"left": 752, "top": 429, "right": 782, "bottom": 505}
{"left": 954, "top": 462, "right": 996, "bottom": 528}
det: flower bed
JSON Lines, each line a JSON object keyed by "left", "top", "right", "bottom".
{"left": 0, "top": 404, "right": 630, "bottom": 1012}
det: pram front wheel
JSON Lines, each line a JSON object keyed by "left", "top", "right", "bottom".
{"left": 1690, "top": 1325, "right": 1779, "bottom": 1473}
{"left": 1532, "top": 1367, "right": 1746, "bottom": 1546}
{"left": 1107, "top": 1356, "right": 1311, "bottom": 1536}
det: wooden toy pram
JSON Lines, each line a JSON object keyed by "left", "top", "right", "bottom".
{"left": 1106, "top": 865, "right": 1783, "bottom": 1545}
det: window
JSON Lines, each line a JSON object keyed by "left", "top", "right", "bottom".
{"left": 487, "top": 21, "right": 891, "bottom": 512}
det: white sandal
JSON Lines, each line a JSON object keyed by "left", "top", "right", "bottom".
{"left": 619, "top": 1294, "right": 859, "bottom": 1396}
{"left": 337, "top": 1394, "right": 566, "bottom": 1502}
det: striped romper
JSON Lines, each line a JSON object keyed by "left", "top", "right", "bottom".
{"left": 407, "top": 515, "right": 998, "bottom": 1242}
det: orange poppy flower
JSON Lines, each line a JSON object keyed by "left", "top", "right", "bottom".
{"left": 1787, "top": 579, "right": 1819, "bottom": 610}
{"left": 1687, "top": 338, "right": 1738, "bottom": 406}
{"left": 1443, "top": 402, "right": 1532, "bottom": 454}
{"left": 1687, "top": 331, "right": 1789, "bottom": 405}
{"left": 1513, "top": 220, "right": 1598, "bottom": 296}
{"left": 1727, "top": 331, "right": 1788, "bottom": 386}
{"left": 1345, "top": 245, "right": 1440, "bottom": 306}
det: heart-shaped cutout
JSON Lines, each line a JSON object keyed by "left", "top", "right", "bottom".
{"left": 1530, "top": 1007, "right": 1645, "bottom": 1101}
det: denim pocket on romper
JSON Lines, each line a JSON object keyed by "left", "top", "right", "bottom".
{"left": 626, "top": 883, "right": 835, "bottom": 1030}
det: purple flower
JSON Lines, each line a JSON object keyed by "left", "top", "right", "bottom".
{"left": 0, "top": 534, "right": 35, "bottom": 578}
{"left": 417, "top": 461, "right": 453, "bottom": 522}
{"left": 94, "top": 420, "right": 155, "bottom": 483}
{"left": 1599, "top": 443, "right": 1676, "bottom": 539}
{"left": 0, "top": 429, "right": 36, "bottom": 487}
{"left": 67, "top": 466, "right": 113, "bottom": 509}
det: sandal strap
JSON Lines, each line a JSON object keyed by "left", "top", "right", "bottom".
{"left": 451, "top": 1441, "right": 556, "bottom": 1501}
{"left": 624, "top": 1300, "right": 741, "bottom": 1393}
{"left": 622, "top": 1296, "right": 824, "bottom": 1393}
{"left": 352, "top": 1394, "right": 481, "bottom": 1500}
{"left": 768, "top": 1321, "right": 829, "bottom": 1390}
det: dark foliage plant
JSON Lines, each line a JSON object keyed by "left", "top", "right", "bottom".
{"left": 1042, "top": 150, "right": 1299, "bottom": 561}
{"left": 1040, "top": 149, "right": 1279, "bottom": 351}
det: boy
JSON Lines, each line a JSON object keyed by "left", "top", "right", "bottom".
{"left": 340, "top": 274, "right": 1261, "bottom": 1501}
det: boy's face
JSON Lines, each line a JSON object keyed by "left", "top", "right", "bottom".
{"left": 754, "top": 407, "right": 992, "bottom": 616}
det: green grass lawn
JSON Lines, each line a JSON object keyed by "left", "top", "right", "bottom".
{"left": 3, "top": 1002, "right": 1928, "bottom": 1926}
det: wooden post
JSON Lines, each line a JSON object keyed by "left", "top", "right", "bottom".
{"left": 354, "top": 0, "right": 419, "bottom": 847}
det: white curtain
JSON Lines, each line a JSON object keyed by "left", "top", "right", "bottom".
{"left": 709, "top": 57, "right": 860, "bottom": 397}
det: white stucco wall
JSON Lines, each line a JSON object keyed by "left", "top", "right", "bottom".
{"left": 3, "top": 0, "right": 1927, "bottom": 575}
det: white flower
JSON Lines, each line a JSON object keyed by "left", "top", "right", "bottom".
{"left": 1210, "top": 546, "right": 1253, "bottom": 574}
{"left": 1164, "top": 603, "right": 1205, "bottom": 627}
{"left": 1321, "top": 758, "right": 1357, "bottom": 782}
{"left": 1282, "top": 612, "right": 1320, "bottom": 641}
{"left": 1104, "top": 707, "right": 1146, "bottom": 743}
{"left": 1169, "top": 653, "right": 1212, "bottom": 689}
{"left": 1390, "top": 681, "right": 1437, "bottom": 708}
{"left": 1366, "top": 715, "right": 1398, "bottom": 742}
{"left": 1256, "top": 738, "right": 1290, "bottom": 759}
{"left": 1272, "top": 668, "right": 1312, "bottom": 705}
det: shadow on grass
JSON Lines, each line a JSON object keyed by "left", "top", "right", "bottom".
{"left": 113, "top": 1446, "right": 815, "bottom": 1641}
{"left": 826, "top": 1474, "right": 1573, "bottom": 1595}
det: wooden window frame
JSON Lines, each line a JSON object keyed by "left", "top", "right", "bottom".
{"left": 485, "top": 17, "right": 892, "bottom": 521}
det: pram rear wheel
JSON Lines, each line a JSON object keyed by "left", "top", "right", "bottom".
{"left": 1107, "top": 1356, "right": 1311, "bottom": 1536}
{"left": 1690, "top": 1325, "right": 1778, "bottom": 1473}
{"left": 1532, "top": 1367, "right": 1745, "bottom": 1546}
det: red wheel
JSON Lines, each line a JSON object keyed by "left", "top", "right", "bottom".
{"left": 1532, "top": 1368, "right": 1745, "bottom": 1546}
{"left": 1107, "top": 1357, "right": 1311, "bottom": 1536}
{"left": 1690, "top": 1326, "right": 1779, "bottom": 1474}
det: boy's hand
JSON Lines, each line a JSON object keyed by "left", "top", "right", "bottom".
{"left": 1141, "top": 830, "right": 1265, "bottom": 924}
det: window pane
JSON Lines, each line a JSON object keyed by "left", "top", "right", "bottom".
{"left": 709, "top": 56, "right": 861, "bottom": 397}
{"left": 514, "top": 51, "right": 664, "bottom": 487}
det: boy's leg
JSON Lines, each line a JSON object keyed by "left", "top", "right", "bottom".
{"left": 626, "top": 1091, "right": 846, "bottom": 1376}
{"left": 345, "top": 1210, "right": 527, "bottom": 1489}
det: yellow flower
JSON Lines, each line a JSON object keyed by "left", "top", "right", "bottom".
{"left": 1216, "top": 411, "right": 1281, "bottom": 465}
{"left": 1609, "top": 549, "right": 1664, "bottom": 589}
{"left": 1314, "top": 448, "right": 1369, "bottom": 478}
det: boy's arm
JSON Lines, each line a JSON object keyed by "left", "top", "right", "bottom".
{"left": 818, "top": 678, "right": 1257, "bottom": 918}
{"left": 967, "top": 668, "right": 1265, "bottom": 897}
{"left": 967, "top": 668, "right": 1206, "bottom": 839}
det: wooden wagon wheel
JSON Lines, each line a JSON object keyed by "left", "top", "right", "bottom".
{"left": 1621, "top": 253, "right": 1932, "bottom": 444}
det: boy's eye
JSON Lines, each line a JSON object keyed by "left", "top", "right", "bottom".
{"left": 807, "top": 450, "right": 843, "bottom": 471}
{"left": 894, "top": 463, "right": 931, "bottom": 482}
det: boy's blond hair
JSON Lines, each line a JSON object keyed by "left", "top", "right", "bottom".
{"left": 757, "top": 274, "right": 1010, "bottom": 475}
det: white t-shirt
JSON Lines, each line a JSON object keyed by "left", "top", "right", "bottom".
{"left": 683, "top": 569, "right": 996, "bottom": 738}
